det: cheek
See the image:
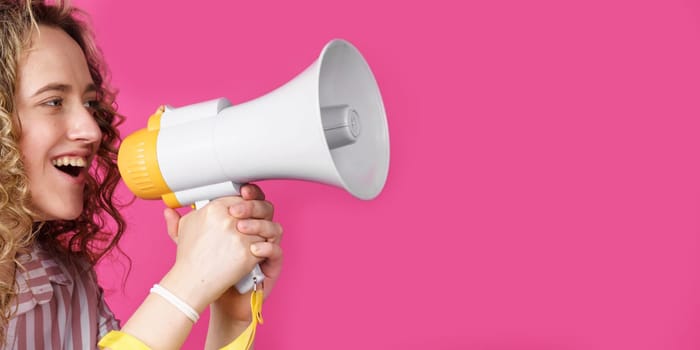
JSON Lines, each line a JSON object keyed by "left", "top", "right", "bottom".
{"left": 19, "top": 134, "right": 42, "bottom": 168}
{"left": 18, "top": 116, "right": 56, "bottom": 151}
{"left": 18, "top": 129, "right": 54, "bottom": 181}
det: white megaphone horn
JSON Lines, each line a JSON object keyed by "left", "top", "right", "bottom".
{"left": 118, "top": 39, "right": 390, "bottom": 293}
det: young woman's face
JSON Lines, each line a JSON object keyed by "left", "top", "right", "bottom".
{"left": 14, "top": 25, "right": 102, "bottom": 221}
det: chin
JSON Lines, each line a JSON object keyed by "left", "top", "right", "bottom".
{"left": 59, "top": 207, "right": 84, "bottom": 221}
{"left": 34, "top": 206, "right": 84, "bottom": 222}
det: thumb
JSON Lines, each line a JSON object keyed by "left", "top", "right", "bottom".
{"left": 163, "top": 208, "right": 182, "bottom": 243}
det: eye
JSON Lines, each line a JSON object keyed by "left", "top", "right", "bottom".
{"left": 44, "top": 98, "right": 63, "bottom": 107}
{"left": 83, "top": 100, "right": 100, "bottom": 109}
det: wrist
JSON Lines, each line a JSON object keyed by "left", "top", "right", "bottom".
{"left": 159, "top": 265, "right": 212, "bottom": 314}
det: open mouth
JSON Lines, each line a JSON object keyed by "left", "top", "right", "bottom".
{"left": 52, "top": 156, "right": 87, "bottom": 178}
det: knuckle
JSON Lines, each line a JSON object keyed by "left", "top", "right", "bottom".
{"left": 221, "top": 216, "right": 237, "bottom": 230}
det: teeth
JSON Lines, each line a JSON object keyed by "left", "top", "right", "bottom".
{"left": 52, "top": 156, "right": 87, "bottom": 167}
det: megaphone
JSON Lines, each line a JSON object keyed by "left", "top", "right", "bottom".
{"left": 118, "top": 39, "right": 390, "bottom": 293}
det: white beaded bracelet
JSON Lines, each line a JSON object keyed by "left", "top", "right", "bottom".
{"left": 150, "top": 284, "right": 199, "bottom": 323}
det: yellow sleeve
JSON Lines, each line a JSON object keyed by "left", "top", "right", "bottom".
{"left": 98, "top": 330, "right": 151, "bottom": 350}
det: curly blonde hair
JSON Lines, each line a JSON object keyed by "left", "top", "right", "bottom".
{"left": 0, "top": 0, "right": 127, "bottom": 341}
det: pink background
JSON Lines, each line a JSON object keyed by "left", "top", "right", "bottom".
{"left": 70, "top": 0, "right": 700, "bottom": 349}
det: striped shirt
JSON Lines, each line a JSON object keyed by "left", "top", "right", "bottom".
{"left": 4, "top": 244, "right": 120, "bottom": 349}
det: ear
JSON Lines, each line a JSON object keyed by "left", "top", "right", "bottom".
{"left": 163, "top": 208, "right": 182, "bottom": 243}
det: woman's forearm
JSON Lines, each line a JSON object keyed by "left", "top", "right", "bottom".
{"left": 118, "top": 266, "right": 210, "bottom": 350}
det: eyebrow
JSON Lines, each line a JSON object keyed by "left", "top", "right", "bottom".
{"left": 31, "top": 83, "right": 98, "bottom": 97}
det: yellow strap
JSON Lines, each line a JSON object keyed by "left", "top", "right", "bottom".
{"left": 98, "top": 290, "right": 264, "bottom": 350}
{"left": 219, "top": 289, "right": 264, "bottom": 350}
{"left": 98, "top": 331, "right": 150, "bottom": 350}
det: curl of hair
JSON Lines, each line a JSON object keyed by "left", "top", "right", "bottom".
{"left": 0, "top": 0, "right": 128, "bottom": 342}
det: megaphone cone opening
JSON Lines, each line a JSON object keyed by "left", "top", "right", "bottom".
{"left": 318, "top": 40, "right": 390, "bottom": 200}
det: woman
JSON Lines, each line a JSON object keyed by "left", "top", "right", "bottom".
{"left": 0, "top": 1, "right": 283, "bottom": 348}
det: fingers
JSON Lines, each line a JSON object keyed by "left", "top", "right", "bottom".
{"left": 241, "top": 184, "right": 265, "bottom": 200}
{"left": 250, "top": 242, "right": 282, "bottom": 266}
{"left": 251, "top": 241, "right": 283, "bottom": 293}
{"left": 229, "top": 199, "right": 274, "bottom": 220}
{"left": 237, "top": 219, "right": 283, "bottom": 242}
{"left": 163, "top": 208, "right": 181, "bottom": 243}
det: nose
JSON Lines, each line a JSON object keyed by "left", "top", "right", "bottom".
{"left": 67, "top": 104, "right": 102, "bottom": 144}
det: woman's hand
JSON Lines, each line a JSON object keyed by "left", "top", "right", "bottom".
{"left": 162, "top": 195, "right": 266, "bottom": 312}
{"left": 163, "top": 184, "right": 284, "bottom": 322}
{"left": 210, "top": 184, "right": 284, "bottom": 323}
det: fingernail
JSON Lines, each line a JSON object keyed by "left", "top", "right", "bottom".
{"left": 238, "top": 220, "right": 250, "bottom": 231}
{"left": 251, "top": 243, "right": 262, "bottom": 254}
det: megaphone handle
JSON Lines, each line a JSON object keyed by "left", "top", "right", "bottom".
{"left": 194, "top": 199, "right": 266, "bottom": 294}
{"left": 234, "top": 264, "right": 265, "bottom": 294}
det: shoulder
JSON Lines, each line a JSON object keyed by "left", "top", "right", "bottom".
{"left": 14, "top": 243, "right": 96, "bottom": 316}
